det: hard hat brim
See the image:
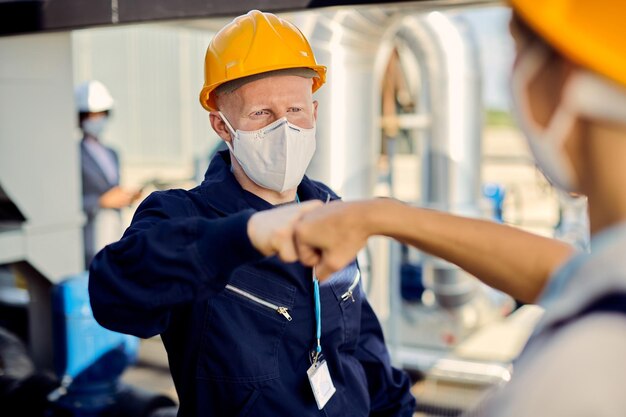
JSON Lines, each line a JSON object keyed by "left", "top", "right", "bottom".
{"left": 200, "top": 64, "right": 326, "bottom": 112}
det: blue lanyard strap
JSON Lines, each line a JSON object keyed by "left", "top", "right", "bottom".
{"left": 313, "top": 271, "right": 322, "bottom": 355}
{"left": 308, "top": 195, "right": 332, "bottom": 363}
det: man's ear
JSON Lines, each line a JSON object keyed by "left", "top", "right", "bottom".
{"left": 313, "top": 100, "right": 318, "bottom": 122}
{"left": 210, "top": 111, "right": 232, "bottom": 143}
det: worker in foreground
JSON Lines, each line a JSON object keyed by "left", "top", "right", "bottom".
{"left": 267, "top": 0, "right": 626, "bottom": 415}
{"left": 89, "top": 10, "right": 415, "bottom": 417}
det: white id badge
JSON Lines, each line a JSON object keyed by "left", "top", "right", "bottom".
{"left": 307, "top": 359, "right": 336, "bottom": 410}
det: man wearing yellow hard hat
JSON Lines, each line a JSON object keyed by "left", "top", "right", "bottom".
{"left": 267, "top": 0, "right": 626, "bottom": 415}
{"left": 89, "top": 10, "right": 416, "bottom": 417}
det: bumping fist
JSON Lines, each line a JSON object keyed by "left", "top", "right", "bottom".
{"left": 294, "top": 201, "right": 372, "bottom": 280}
{"left": 247, "top": 199, "right": 377, "bottom": 280}
{"left": 247, "top": 200, "right": 324, "bottom": 263}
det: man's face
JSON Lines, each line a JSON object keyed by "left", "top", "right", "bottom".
{"left": 212, "top": 75, "right": 318, "bottom": 141}
{"left": 509, "top": 15, "right": 571, "bottom": 129}
{"left": 509, "top": 13, "right": 584, "bottom": 192}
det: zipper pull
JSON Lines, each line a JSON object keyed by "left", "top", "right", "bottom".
{"left": 277, "top": 306, "right": 292, "bottom": 321}
{"left": 341, "top": 290, "right": 355, "bottom": 303}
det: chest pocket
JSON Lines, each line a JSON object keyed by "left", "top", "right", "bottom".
{"left": 197, "top": 266, "right": 296, "bottom": 383}
{"left": 327, "top": 262, "right": 362, "bottom": 350}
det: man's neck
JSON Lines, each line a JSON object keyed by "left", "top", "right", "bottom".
{"left": 230, "top": 157, "right": 297, "bottom": 205}
{"left": 584, "top": 121, "right": 626, "bottom": 237}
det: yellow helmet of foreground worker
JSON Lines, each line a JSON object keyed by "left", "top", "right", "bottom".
{"left": 199, "top": 10, "right": 327, "bottom": 112}
{"left": 510, "top": 0, "right": 626, "bottom": 89}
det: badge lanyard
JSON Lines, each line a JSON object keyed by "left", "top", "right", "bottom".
{"left": 294, "top": 192, "right": 321, "bottom": 362}
{"left": 307, "top": 267, "right": 335, "bottom": 410}
{"left": 310, "top": 192, "right": 330, "bottom": 365}
{"left": 305, "top": 193, "right": 335, "bottom": 410}
{"left": 312, "top": 269, "right": 322, "bottom": 364}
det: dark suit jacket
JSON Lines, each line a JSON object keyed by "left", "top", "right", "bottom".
{"left": 80, "top": 138, "right": 120, "bottom": 267}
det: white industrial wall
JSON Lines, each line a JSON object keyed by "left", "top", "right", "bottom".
{"left": 0, "top": 32, "right": 84, "bottom": 279}
{"left": 72, "top": 24, "right": 221, "bottom": 185}
{"left": 0, "top": 32, "right": 85, "bottom": 367}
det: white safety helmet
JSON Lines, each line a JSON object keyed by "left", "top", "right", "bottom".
{"left": 75, "top": 80, "right": 114, "bottom": 113}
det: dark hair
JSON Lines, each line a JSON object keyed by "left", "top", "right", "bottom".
{"left": 78, "top": 110, "right": 111, "bottom": 127}
{"left": 511, "top": 12, "right": 555, "bottom": 55}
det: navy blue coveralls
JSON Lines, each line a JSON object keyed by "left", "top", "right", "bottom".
{"left": 89, "top": 151, "right": 416, "bottom": 417}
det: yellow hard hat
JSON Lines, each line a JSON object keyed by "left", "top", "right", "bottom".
{"left": 510, "top": 0, "right": 626, "bottom": 89}
{"left": 199, "top": 10, "right": 327, "bottom": 111}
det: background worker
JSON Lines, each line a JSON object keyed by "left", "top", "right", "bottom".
{"left": 89, "top": 11, "right": 415, "bottom": 417}
{"left": 77, "top": 80, "right": 141, "bottom": 267}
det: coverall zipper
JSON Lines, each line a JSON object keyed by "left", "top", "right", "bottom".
{"left": 225, "top": 284, "right": 292, "bottom": 321}
{"left": 340, "top": 269, "right": 361, "bottom": 302}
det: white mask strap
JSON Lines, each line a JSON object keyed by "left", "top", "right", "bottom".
{"left": 511, "top": 44, "right": 550, "bottom": 130}
{"left": 544, "top": 101, "right": 576, "bottom": 148}
{"left": 511, "top": 43, "right": 577, "bottom": 192}
{"left": 217, "top": 111, "right": 237, "bottom": 138}
{"left": 564, "top": 70, "right": 626, "bottom": 125}
{"left": 516, "top": 44, "right": 626, "bottom": 126}
{"left": 217, "top": 111, "right": 237, "bottom": 154}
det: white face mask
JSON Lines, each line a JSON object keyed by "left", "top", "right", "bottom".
{"left": 510, "top": 45, "right": 578, "bottom": 192}
{"left": 82, "top": 115, "right": 108, "bottom": 138}
{"left": 219, "top": 112, "right": 317, "bottom": 193}
{"left": 511, "top": 44, "right": 626, "bottom": 193}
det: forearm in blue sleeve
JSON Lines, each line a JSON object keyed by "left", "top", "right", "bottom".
{"left": 89, "top": 206, "right": 262, "bottom": 338}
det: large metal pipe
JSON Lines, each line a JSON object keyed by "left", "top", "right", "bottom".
{"left": 399, "top": 12, "right": 482, "bottom": 215}
{"left": 394, "top": 12, "right": 483, "bottom": 308}
{"left": 298, "top": 8, "right": 482, "bottom": 308}
{"left": 292, "top": 8, "right": 393, "bottom": 199}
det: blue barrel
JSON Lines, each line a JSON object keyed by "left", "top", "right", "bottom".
{"left": 52, "top": 272, "right": 139, "bottom": 416}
